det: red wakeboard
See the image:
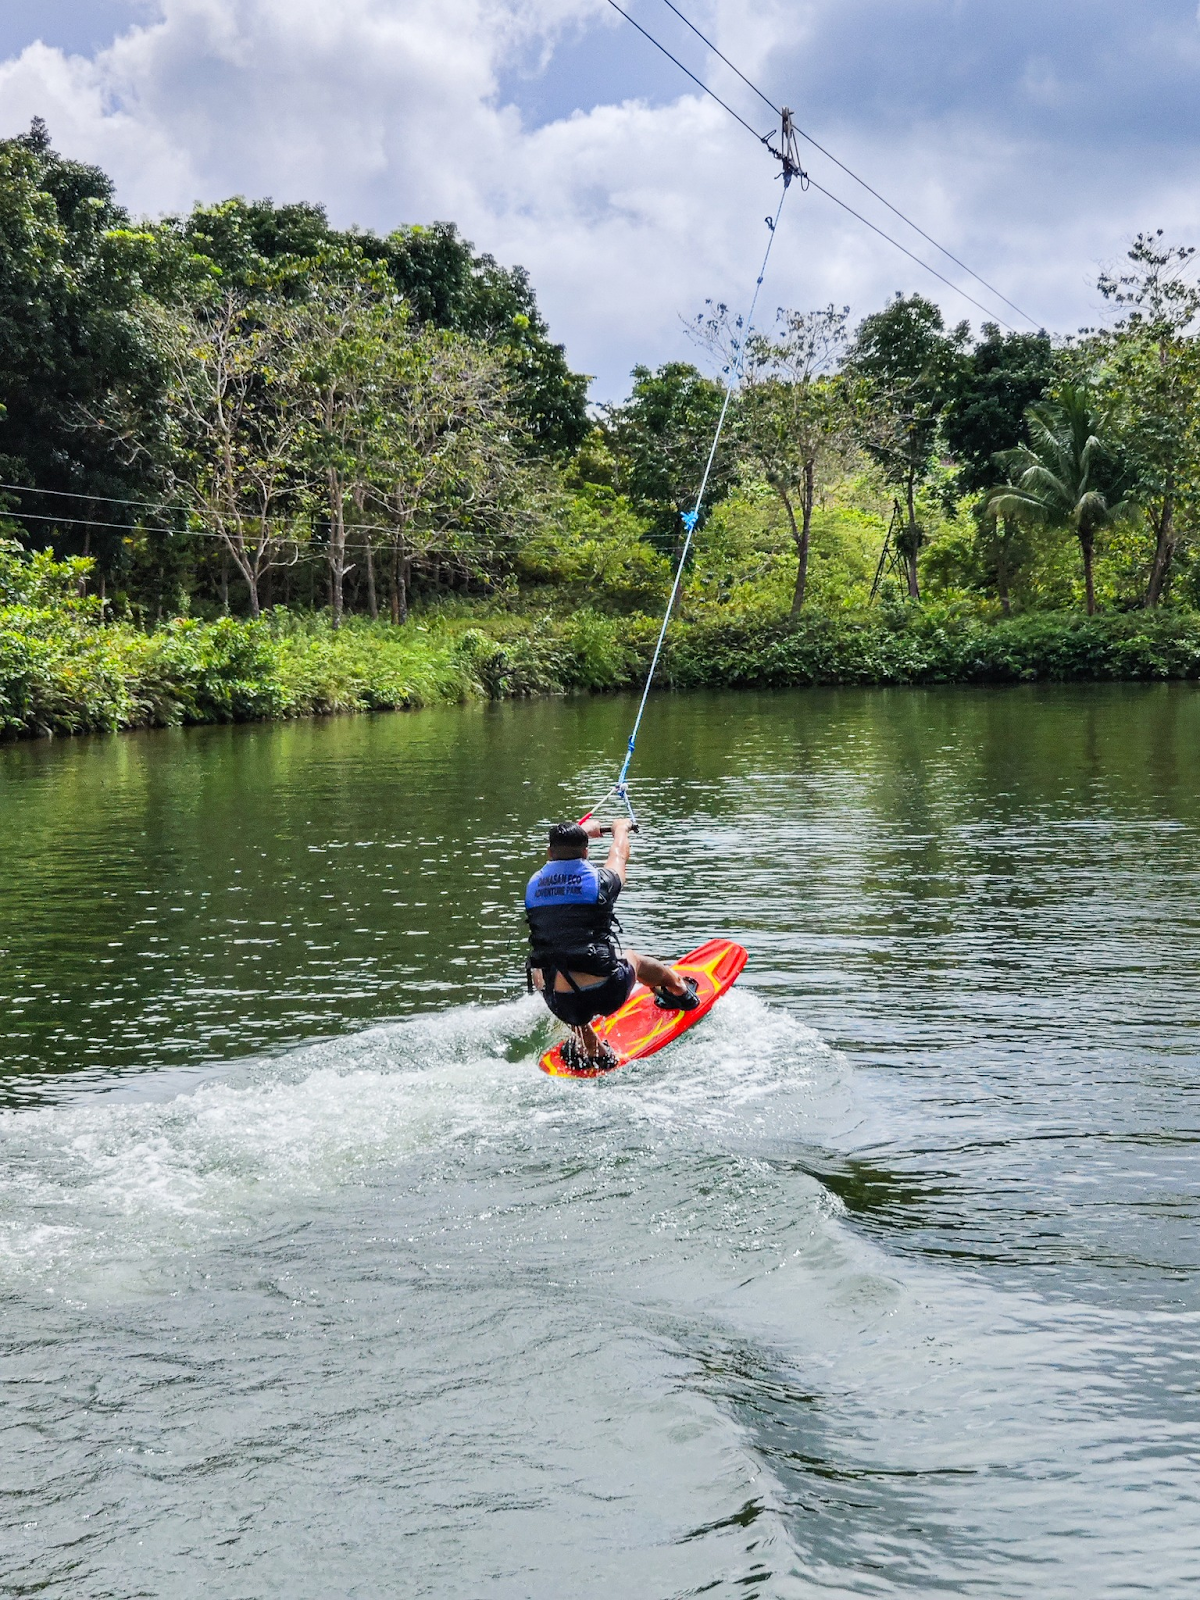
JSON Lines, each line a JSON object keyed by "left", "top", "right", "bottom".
{"left": 538, "top": 937, "right": 747, "bottom": 1079}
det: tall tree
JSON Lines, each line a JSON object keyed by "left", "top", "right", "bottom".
{"left": 0, "top": 120, "right": 173, "bottom": 581}
{"left": 368, "top": 327, "right": 517, "bottom": 624}
{"left": 158, "top": 285, "right": 310, "bottom": 618}
{"left": 847, "top": 295, "right": 968, "bottom": 598}
{"left": 608, "top": 362, "right": 736, "bottom": 551}
{"left": 739, "top": 307, "right": 856, "bottom": 612}
{"left": 987, "top": 385, "right": 1131, "bottom": 615}
{"left": 290, "top": 258, "right": 393, "bottom": 628}
{"left": 941, "top": 325, "right": 1057, "bottom": 611}
{"left": 1095, "top": 233, "right": 1200, "bottom": 607}
{"left": 288, "top": 255, "right": 520, "bottom": 627}
{"left": 381, "top": 233, "right": 588, "bottom": 458}
{"left": 168, "top": 203, "right": 589, "bottom": 457}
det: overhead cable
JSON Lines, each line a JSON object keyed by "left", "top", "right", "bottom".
{"left": 803, "top": 178, "right": 1016, "bottom": 329}
{"left": 654, "top": 0, "right": 1037, "bottom": 329}
{"left": 604, "top": 0, "right": 766, "bottom": 146}
{"left": 0, "top": 481, "right": 524, "bottom": 558}
{"left": 0, "top": 479, "right": 179, "bottom": 517}
{"left": 2, "top": 503, "right": 524, "bottom": 562}
{"left": 605, "top": 0, "right": 1027, "bottom": 331}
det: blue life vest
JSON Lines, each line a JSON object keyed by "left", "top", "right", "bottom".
{"left": 525, "top": 857, "right": 620, "bottom": 974}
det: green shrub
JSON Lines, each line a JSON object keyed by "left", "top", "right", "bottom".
{"left": 516, "top": 486, "right": 671, "bottom": 614}
{"left": 142, "top": 618, "right": 289, "bottom": 722}
{"left": 4, "top": 533, "right": 1200, "bottom": 743}
{"left": 665, "top": 607, "right": 1200, "bottom": 689}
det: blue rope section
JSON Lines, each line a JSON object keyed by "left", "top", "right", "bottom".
{"left": 605, "top": 183, "right": 792, "bottom": 815}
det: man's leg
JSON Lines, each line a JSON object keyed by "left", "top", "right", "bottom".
{"left": 566, "top": 956, "right": 689, "bottom": 1063}
{"left": 572, "top": 1021, "right": 602, "bottom": 1058}
{"left": 626, "top": 949, "right": 687, "bottom": 996}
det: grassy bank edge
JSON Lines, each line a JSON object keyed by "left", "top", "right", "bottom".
{"left": 4, "top": 605, "right": 1200, "bottom": 741}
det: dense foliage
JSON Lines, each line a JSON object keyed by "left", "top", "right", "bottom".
{"left": 4, "top": 122, "right": 1200, "bottom": 739}
{"left": 7, "top": 539, "right": 1200, "bottom": 740}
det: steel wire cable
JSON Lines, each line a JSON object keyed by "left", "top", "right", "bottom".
{"left": 652, "top": 0, "right": 1037, "bottom": 328}
{"left": 2, "top": 508, "right": 528, "bottom": 564}
{"left": 0, "top": 485, "right": 528, "bottom": 560}
{"left": 605, "top": 0, "right": 1027, "bottom": 330}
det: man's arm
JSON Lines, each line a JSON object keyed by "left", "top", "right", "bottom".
{"left": 604, "top": 818, "right": 633, "bottom": 886}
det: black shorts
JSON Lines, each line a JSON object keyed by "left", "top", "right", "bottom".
{"left": 542, "top": 960, "right": 636, "bottom": 1028}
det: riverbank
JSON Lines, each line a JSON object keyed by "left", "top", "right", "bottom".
{"left": 5, "top": 596, "right": 1200, "bottom": 740}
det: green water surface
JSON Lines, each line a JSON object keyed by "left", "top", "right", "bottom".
{"left": 2, "top": 684, "right": 1199, "bottom": 1598}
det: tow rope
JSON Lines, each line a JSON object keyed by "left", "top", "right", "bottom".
{"left": 580, "top": 118, "right": 801, "bottom": 832}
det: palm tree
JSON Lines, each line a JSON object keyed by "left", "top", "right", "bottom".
{"left": 986, "top": 385, "right": 1130, "bottom": 615}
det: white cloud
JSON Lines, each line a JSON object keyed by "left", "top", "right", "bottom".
{"left": 0, "top": 38, "right": 194, "bottom": 202}
{"left": 2, "top": 0, "right": 1200, "bottom": 398}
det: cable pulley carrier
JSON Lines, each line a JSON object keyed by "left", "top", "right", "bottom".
{"left": 579, "top": 111, "right": 804, "bottom": 834}
{"left": 765, "top": 108, "right": 808, "bottom": 191}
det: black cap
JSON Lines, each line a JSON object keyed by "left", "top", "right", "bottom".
{"left": 548, "top": 821, "right": 589, "bottom": 856}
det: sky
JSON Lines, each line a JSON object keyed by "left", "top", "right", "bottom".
{"left": 2, "top": 0, "right": 1200, "bottom": 400}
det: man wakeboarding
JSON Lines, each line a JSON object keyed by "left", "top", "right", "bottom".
{"left": 526, "top": 818, "right": 699, "bottom": 1072}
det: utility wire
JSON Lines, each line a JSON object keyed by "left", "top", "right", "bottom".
{"left": 654, "top": 0, "right": 1037, "bottom": 329}
{"left": 803, "top": 178, "right": 1015, "bottom": 329}
{"left": 0, "top": 479, "right": 505, "bottom": 546}
{"left": 0, "top": 480, "right": 187, "bottom": 516}
{"left": 605, "top": 0, "right": 1027, "bottom": 331}
{"left": 605, "top": 0, "right": 766, "bottom": 145}
{"left": 3, "top": 504, "right": 525, "bottom": 562}
{"left": 0, "top": 481, "right": 524, "bottom": 558}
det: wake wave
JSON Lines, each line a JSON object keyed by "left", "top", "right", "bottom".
{"left": 0, "top": 988, "right": 835, "bottom": 1285}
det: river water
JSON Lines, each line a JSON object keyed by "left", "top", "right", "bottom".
{"left": 2, "top": 685, "right": 1199, "bottom": 1598}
